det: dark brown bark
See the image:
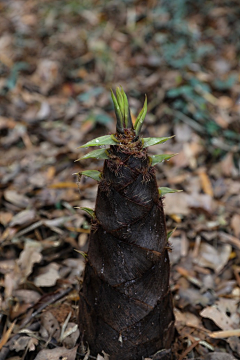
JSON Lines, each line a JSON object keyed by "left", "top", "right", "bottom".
{"left": 79, "top": 136, "right": 175, "bottom": 360}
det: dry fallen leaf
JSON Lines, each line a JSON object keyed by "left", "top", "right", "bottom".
{"left": 40, "top": 311, "right": 60, "bottom": 340}
{"left": 164, "top": 193, "right": 189, "bottom": 215}
{"left": 13, "top": 289, "right": 41, "bottom": 304}
{"left": 198, "top": 168, "right": 213, "bottom": 197}
{"left": 9, "top": 336, "right": 33, "bottom": 352}
{"left": 34, "top": 263, "right": 60, "bottom": 287}
{"left": 4, "top": 190, "right": 30, "bottom": 208}
{"left": 62, "top": 322, "right": 80, "bottom": 349}
{"left": 200, "top": 352, "right": 236, "bottom": 360}
{"left": 17, "top": 240, "right": 42, "bottom": 279}
{"left": 10, "top": 209, "right": 36, "bottom": 227}
{"left": 174, "top": 308, "right": 204, "bottom": 332}
{"left": 34, "top": 346, "right": 77, "bottom": 360}
{"left": 194, "top": 243, "right": 231, "bottom": 273}
{"left": 200, "top": 298, "right": 239, "bottom": 330}
{"left": 0, "top": 211, "right": 13, "bottom": 225}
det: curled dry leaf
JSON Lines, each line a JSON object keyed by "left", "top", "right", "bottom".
{"left": 186, "top": 193, "right": 214, "bottom": 213}
{"left": 12, "top": 289, "right": 41, "bottom": 305}
{"left": 4, "top": 190, "right": 30, "bottom": 208}
{"left": 194, "top": 243, "right": 231, "bottom": 273}
{"left": 34, "top": 263, "right": 60, "bottom": 287}
{"left": 200, "top": 298, "right": 239, "bottom": 331}
{"left": 17, "top": 241, "right": 42, "bottom": 279}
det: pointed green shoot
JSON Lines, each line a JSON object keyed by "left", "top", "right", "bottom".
{"left": 74, "top": 249, "right": 88, "bottom": 259}
{"left": 134, "top": 95, "right": 147, "bottom": 135}
{"left": 75, "top": 149, "right": 109, "bottom": 161}
{"left": 150, "top": 153, "right": 177, "bottom": 166}
{"left": 79, "top": 135, "right": 118, "bottom": 148}
{"left": 121, "top": 87, "right": 133, "bottom": 129}
{"left": 111, "top": 89, "right": 124, "bottom": 133}
{"left": 116, "top": 87, "right": 124, "bottom": 115}
{"left": 81, "top": 207, "right": 95, "bottom": 218}
{"left": 143, "top": 136, "right": 174, "bottom": 148}
{"left": 167, "top": 228, "right": 176, "bottom": 240}
{"left": 158, "top": 187, "right": 183, "bottom": 196}
{"left": 80, "top": 170, "right": 102, "bottom": 182}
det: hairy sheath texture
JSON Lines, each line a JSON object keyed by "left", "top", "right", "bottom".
{"left": 79, "top": 135, "right": 175, "bottom": 360}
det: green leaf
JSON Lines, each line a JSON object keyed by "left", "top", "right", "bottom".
{"left": 116, "top": 87, "right": 124, "bottom": 115}
{"left": 142, "top": 136, "right": 174, "bottom": 148}
{"left": 80, "top": 170, "right": 102, "bottom": 181}
{"left": 74, "top": 249, "right": 88, "bottom": 259}
{"left": 111, "top": 89, "right": 124, "bottom": 133}
{"left": 121, "top": 89, "right": 129, "bottom": 128}
{"left": 158, "top": 187, "right": 183, "bottom": 196}
{"left": 134, "top": 95, "right": 147, "bottom": 135}
{"left": 81, "top": 207, "right": 95, "bottom": 218}
{"left": 150, "top": 153, "right": 177, "bottom": 166}
{"left": 79, "top": 135, "right": 118, "bottom": 148}
{"left": 75, "top": 149, "right": 109, "bottom": 161}
{"left": 167, "top": 228, "right": 176, "bottom": 240}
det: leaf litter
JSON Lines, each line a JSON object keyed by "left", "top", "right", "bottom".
{"left": 0, "top": 1, "right": 240, "bottom": 359}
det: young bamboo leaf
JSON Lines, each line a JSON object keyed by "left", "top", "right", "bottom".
{"left": 116, "top": 87, "right": 124, "bottom": 115}
{"left": 121, "top": 87, "right": 133, "bottom": 129}
{"left": 79, "top": 135, "right": 118, "bottom": 148}
{"left": 111, "top": 89, "right": 124, "bottom": 133}
{"left": 80, "top": 170, "right": 102, "bottom": 181}
{"left": 134, "top": 95, "right": 147, "bottom": 135}
{"left": 75, "top": 149, "right": 109, "bottom": 162}
{"left": 167, "top": 228, "right": 176, "bottom": 240}
{"left": 81, "top": 207, "right": 95, "bottom": 218}
{"left": 158, "top": 187, "right": 183, "bottom": 196}
{"left": 142, "top": 136, "right": 174, "bottom": 148}
{"left": 74, "top": 249, "right": 88, "bottom": 259}
{"left": 150, "top": 153, "right": 177, "bottom": 166}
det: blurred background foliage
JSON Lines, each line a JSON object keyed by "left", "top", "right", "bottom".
{"left": 1, "top": 0, "right": 240, "bottom": 167}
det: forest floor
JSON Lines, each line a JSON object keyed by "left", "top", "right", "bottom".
{"left": 0, "top": 1, "right": 240, "bottom": 359}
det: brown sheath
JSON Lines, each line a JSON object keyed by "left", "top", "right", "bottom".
{"left": 79, "top": 131, "right": 175, "bottom": 360}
